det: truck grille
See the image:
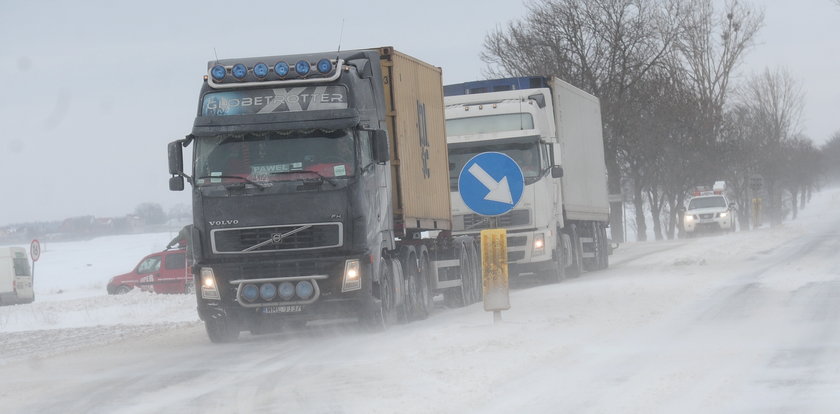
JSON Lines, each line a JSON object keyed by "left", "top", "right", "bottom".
{"left": 699, "top": 213, "right": 715, "bottom": 219}
{"left": 455, "top": 209, "right": 530, "bottom": 231}
{"left": 507, "top": 236, "right": 528, "bottom": 247}
{"left": 211, "top": 222, "right": 342, "bottom": 254}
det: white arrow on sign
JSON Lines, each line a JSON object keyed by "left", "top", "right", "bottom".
{"left": 468, "top": 163, "right": 513, "bottom": 204}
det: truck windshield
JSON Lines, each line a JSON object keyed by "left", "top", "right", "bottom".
{"left": 448, "top": 138, "right": 543, "bottom": 189}
{"left": 446, "top": 113, "right": 534, "bottom": 136}
{"left": 194, "top": 129, "right": 355, "bottom": 186}
{"left": 688, "top": 196, "right": 727, "bottom": 209}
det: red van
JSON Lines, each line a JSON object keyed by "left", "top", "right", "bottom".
{"left": 107, "top": 248, "right": 194, "bottom": 294}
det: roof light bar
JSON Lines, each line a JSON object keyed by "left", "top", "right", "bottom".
{"left": 206, "top": 58, "right": 344, "bottom": 89}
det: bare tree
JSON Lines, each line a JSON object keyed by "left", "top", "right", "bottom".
{"left": 673, "top": 0, "right": 764, "bottom": 147}
{"left": 734, "top": 67, "right": 806, "bottom": 225}
{"left": 821, "top": 131, "right": 840, "bottom": 183}
{"left": 481, "top": 0, "right": 686, "bottom": 242}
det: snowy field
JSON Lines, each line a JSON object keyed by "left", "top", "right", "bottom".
{"left": 2, "top": 188, "right": 840, "bottom": 413}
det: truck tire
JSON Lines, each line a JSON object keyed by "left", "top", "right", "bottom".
{"left": 418, "top": 246, "right": 435, "bottom": 316}
{"left": 205, "top": 316, "right": 240, "bottom": 343}
{"left": 403, "top": 245, "right": 433, "bottom": 320}
{"left": 361, "top": 257, "right": 398, "bottom": 331}
{"left": 541, "top": 248, "right": 565, "bottom": 283}
{"left": 599, "top": 225, "right": 610, "bottom": 270}
{"left": 444, "top": 238, "right": 474, "bottom": 307}
{"left": 566, "top": 224, "right": 584, "bottom": 277}
{"left": 583, "top": 222, "right": 604, "bottom": 272}
{"left": 466, "top": 241, "right": 482, "bottom": 303}
{"left": 115, "top": 285, "right": 132, "bottom": 295}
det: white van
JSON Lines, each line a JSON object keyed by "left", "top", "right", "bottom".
{"left": 0, "top": 247, "right": 35, "bottom": 305}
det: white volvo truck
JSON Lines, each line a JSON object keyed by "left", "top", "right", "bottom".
{"left": 444, "top": 77, "right": 611, "bottom": 281}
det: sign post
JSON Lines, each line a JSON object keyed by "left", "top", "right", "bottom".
{"left": 30, "top": 239, "right": 41, "bottom": 279}
{"left": 458, "top": 152, "right": 524, "bottom": 324}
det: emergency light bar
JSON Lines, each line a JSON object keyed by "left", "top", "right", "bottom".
{"left": 207, "top": 58, "right": 343, "bottom": 89}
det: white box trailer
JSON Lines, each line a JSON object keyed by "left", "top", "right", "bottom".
{"left": 550, "top": 77, "right": 610, "bottom": 223}
{"left": 0, "top": 247, "right": 35, "bottom": 305}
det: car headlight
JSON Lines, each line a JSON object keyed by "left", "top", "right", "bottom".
{"left": 719, "top": 212, "right": 728, "bottom": 218}
{"left": 684, "top": 215, "right": 694, "bottom": 222}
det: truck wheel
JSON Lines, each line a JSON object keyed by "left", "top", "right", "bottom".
{"left": 416, "top": 246, "right": 435, "bottom": 318}
{"left": 599, "top": 225, "right": 610, "bottom": 270}
{"left": 205, "top": 316, "right": 240, "bottom": 343}
{"left": 541, "top": 248, "right": 565, "bottom": 283}
{"left": 115, "top": 285, "right": 132, "bottom": 295}
{"left": 361, "top": 258, "right": 398, "bottom": 331}
{"left": 566, "top": 225, "right": 584, "bottom": 277}
{"left": 444, "top": 239, "right": 472, "bottom": 307}
{"left": 466, "top": 241, "right": 482, "bottom": 303}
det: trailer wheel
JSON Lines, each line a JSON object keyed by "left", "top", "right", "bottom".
{"left": 205, "top": 316, "right": 240, "bottom": 343}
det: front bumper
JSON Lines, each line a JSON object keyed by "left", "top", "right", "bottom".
{"left": 195, "top": 254, "right": 375, "bottom": 324}
{"left": 684, "top": 216, "right": 732, "bottom": 232}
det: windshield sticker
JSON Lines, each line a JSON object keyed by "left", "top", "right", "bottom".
{"left": 210, "top": 171, "right": 222, "bottom": 183}
{"left": 251, "top": 163, "right": 303, "bottom": 182}
{"left": 202, "top": 86, "right": 348, "bottom": 116}
{"left": 333, "top": 165, "right": 346, "bottom": 177}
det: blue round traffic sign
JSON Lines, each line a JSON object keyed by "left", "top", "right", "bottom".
{"left": 458, "top": 152, "right": 525, "bottom": 216}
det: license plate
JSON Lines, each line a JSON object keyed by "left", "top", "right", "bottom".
{"left": 262, "top": 305, "right": 304, "bottom": 314}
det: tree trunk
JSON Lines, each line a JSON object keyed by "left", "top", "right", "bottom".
{"left": 647, "top": 188, "right": 664, "bottom": 241}
{"left": 633, "top": 186, "right": 647, "bottom": 242}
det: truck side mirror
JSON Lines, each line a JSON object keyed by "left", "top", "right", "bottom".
{"left": 372, "top": 129, "right": 390, "bottom": 164}
{"left": 169, "top": 176, "right": 185, "bottom": 191}
{"left": 168, "top": 141, "right": 184, "bottom": 175}
{"left": 551, "top": 165, "right": 564, "bottom": 178}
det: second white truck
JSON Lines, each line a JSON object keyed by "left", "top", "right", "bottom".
{"left": 444, "top": 76, "right": 611, "bottom": 281}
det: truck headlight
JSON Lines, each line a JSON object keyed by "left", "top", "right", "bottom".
{"left": 533, "top": 233, "right": 545, "bottom": 256}
{"left": 200, "top": 267, "right": 220, "bottom": 300}
{"left": 342, "top": 259, "right": 362, "bottom": 292}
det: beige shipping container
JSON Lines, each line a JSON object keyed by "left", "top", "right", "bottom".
{"left": 378, "top": 47, "right": 452, "bottom": 233}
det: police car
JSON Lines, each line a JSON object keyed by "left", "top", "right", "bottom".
{"left": 682, "top": 189, "right": 735, "bottom": 236}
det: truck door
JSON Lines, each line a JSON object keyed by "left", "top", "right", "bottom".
{"left": 155, "top": 251, "right": 188, "bottom": 294}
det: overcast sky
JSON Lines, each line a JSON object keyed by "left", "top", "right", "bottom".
{"left": 1, "top": 0, "right": 838, "bottom": 226}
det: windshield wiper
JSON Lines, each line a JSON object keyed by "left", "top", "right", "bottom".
{"left": 197, "top": 175, "right": 267, "bottom": 190}
{"left": 270, "top": 170, "right": 337, "bottom": 187}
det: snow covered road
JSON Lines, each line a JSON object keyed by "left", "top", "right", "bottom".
{"left": 2, "top": 189, "right": 840, "bottom": 413}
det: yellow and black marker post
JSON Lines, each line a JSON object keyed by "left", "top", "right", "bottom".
{"left": 481, "top": 228, "right": 510, "bottom": 324}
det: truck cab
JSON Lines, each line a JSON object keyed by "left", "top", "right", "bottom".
{"left": 445, "top": 84, "right": 562, "bottom": 280}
